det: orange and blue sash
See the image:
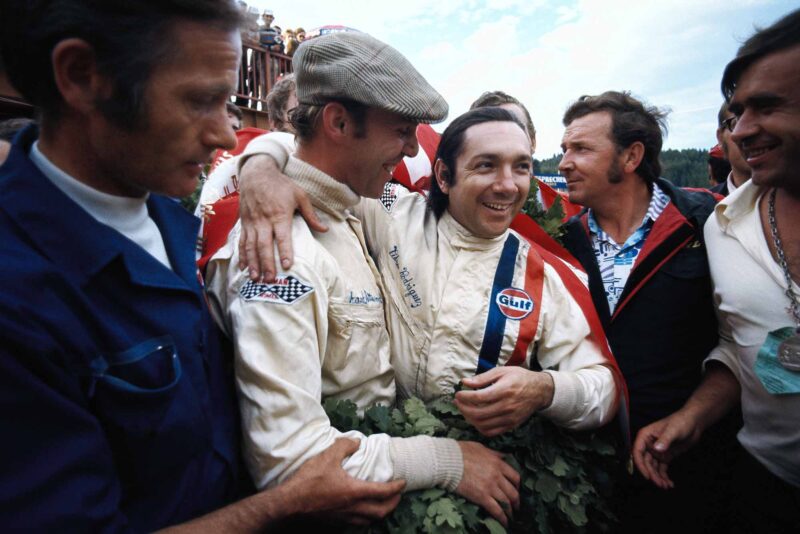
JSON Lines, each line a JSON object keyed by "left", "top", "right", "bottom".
{"left": 477, "top": 234, "right": 545, "bottom": 373}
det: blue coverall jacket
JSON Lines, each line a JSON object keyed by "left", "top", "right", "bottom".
{"left": 0, "top": 127, "right": 247, "bottom": 532}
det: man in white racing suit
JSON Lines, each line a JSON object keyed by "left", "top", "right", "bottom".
{"left": 359, "top": 183, "right": 618, "bottom": 432}
{"left": 205, "top": 32, "right": 520, "bottom": 526}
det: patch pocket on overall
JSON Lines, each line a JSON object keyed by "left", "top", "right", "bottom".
{"left": 326, "top": 302, "right": 387, "bottom": 372}
{"left": 89, "top": 335, "right": 183, "bottom": 435}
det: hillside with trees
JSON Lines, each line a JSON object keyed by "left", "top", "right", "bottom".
{"left": 534, "top": 148, "right": 710, "bottom": 188}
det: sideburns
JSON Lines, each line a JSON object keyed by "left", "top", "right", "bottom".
{"left": 606, "top": 158, "right": 623, "bottom": 184}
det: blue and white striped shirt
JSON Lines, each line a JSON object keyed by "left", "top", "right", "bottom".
{"left": 588, "top": 183, "right": 670, "bottom": 314}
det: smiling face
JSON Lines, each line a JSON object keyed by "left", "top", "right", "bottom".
{"left": 716, "top": 111, "right": 750, "bottom": 183}
{"left": 89, "top": 21, "right": 240, "bottom": 197}
{"left": 346, "top": 108, "right": 419, "bottom": 198}
{"left": 558, "top": 111, "right": 625, "bottom": 207}
{"left": 437, "top": 121, "right": 532, "bottom": 238}
{"left": 728, "top": 44, "right": 800, "bottom": 193}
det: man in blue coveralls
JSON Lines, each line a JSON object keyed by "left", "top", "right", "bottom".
{"left": 0, "top": 1, "right": 403, "bottom": 531}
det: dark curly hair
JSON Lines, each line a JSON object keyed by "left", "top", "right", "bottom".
{"left": 562, "top": 91, "right": 668, "bottom": 185}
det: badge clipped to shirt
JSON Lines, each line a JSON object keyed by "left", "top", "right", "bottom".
{"left": 754, "top": 327, "right": 800, "bottom": 395}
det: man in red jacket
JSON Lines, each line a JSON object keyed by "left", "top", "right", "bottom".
{"left": 558, "top": 90, "right": 739, "bottom": 533}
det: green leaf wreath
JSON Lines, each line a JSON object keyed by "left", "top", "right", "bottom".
{"left": 324, "top": 396, "right": 620, "bottom": 534}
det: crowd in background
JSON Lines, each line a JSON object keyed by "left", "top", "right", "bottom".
{"left": 238, "top": 1, "right": 307, "bottom": 56}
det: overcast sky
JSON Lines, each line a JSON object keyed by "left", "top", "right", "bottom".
{"left": 252, "top": 0, "right": 796, "bottom": 157}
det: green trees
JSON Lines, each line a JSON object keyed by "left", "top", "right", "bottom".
{"left": 534, "top": 148, "right": 712, "bottom": 189}
{"left": 659, "top": 149, "right": 710, "bottom": 187}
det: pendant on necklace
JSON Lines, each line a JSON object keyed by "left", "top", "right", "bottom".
{"left": 777, "top": 328, "right": 800, "bottom": 371}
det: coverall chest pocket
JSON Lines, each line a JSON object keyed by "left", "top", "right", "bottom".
{"left": 326, "top": 301, "right": 388, "bottom": 372}
{"left": 87, "top": 335, "right": 208, "bottom": 485}
{"left": 89, "top": 335, "right": 199, "bottom": 441}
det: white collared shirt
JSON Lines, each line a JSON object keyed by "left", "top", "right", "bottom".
{"left": 705, "top": 181, "right": 800, "bottom": 486}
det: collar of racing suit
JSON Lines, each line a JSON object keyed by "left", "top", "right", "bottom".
{"left": 285, "top": 156, "right": 360, "bottom": 221}
{"left": 438, "top": 209, "right": 510, "bottom": 251}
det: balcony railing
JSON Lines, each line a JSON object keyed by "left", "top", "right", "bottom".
{"left": 235, "top": 40, "right": 293, "bottom": 112}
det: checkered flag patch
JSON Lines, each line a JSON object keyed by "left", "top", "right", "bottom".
{"left": 239, "top": 275, "right": 314, "bottom": 305}
{"left": 380, "top": 182, "right": 398, "bottom": 212}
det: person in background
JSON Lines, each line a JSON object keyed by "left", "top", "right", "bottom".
{"left": 272, "top": 24, "right": 283, "bottom": 46}
{"left": 470, "top": 90, "right": 537, "bottom": 154}
{"left": 267, "top": 74, "right": 297, "bottom": 133}
{"left": 226, "top": 102, "right": 243, "bottom": 131}
{"left": 242, "top": 4, "right": 260, "bottom": 43}
{"left": 283, "top": 28, "right": 299, "bottom": 56}
{"left": 258, "top": 10, "right": 283, "bottom": 53}
{"left": 634, "top": 8, "right": 800, "bottom": 532}
{"left": 708, "top": 143, "right": 731, "bottom": 188}
{"left": 261, "top": 8, "right": 274, "bottom": 29}
{"left": 713, "top": 100, "right": 751, "bottom": 196}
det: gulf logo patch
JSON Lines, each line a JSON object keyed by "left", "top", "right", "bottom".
{"left": 495, "top": 287, "right": 534, "bottom": 320}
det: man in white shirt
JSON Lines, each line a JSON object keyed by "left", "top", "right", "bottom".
{"left": 634, "top": 8, "right": 800, "bottom": 532}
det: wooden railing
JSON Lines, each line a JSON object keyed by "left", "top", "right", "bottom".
{"left": 234, "top": 40, "right": 293, "bottom": 112}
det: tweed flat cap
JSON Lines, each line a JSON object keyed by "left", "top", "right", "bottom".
{"left": 293, "top": 32, "right": 448, "bottom": 124}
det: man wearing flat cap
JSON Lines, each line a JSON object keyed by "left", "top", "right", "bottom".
{"left": 205, "top": 32, "right": 520, "bottom": 526}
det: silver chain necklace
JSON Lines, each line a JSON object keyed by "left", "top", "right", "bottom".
{"left": 769, "top": 188, "right": 800, "bottom": 371}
